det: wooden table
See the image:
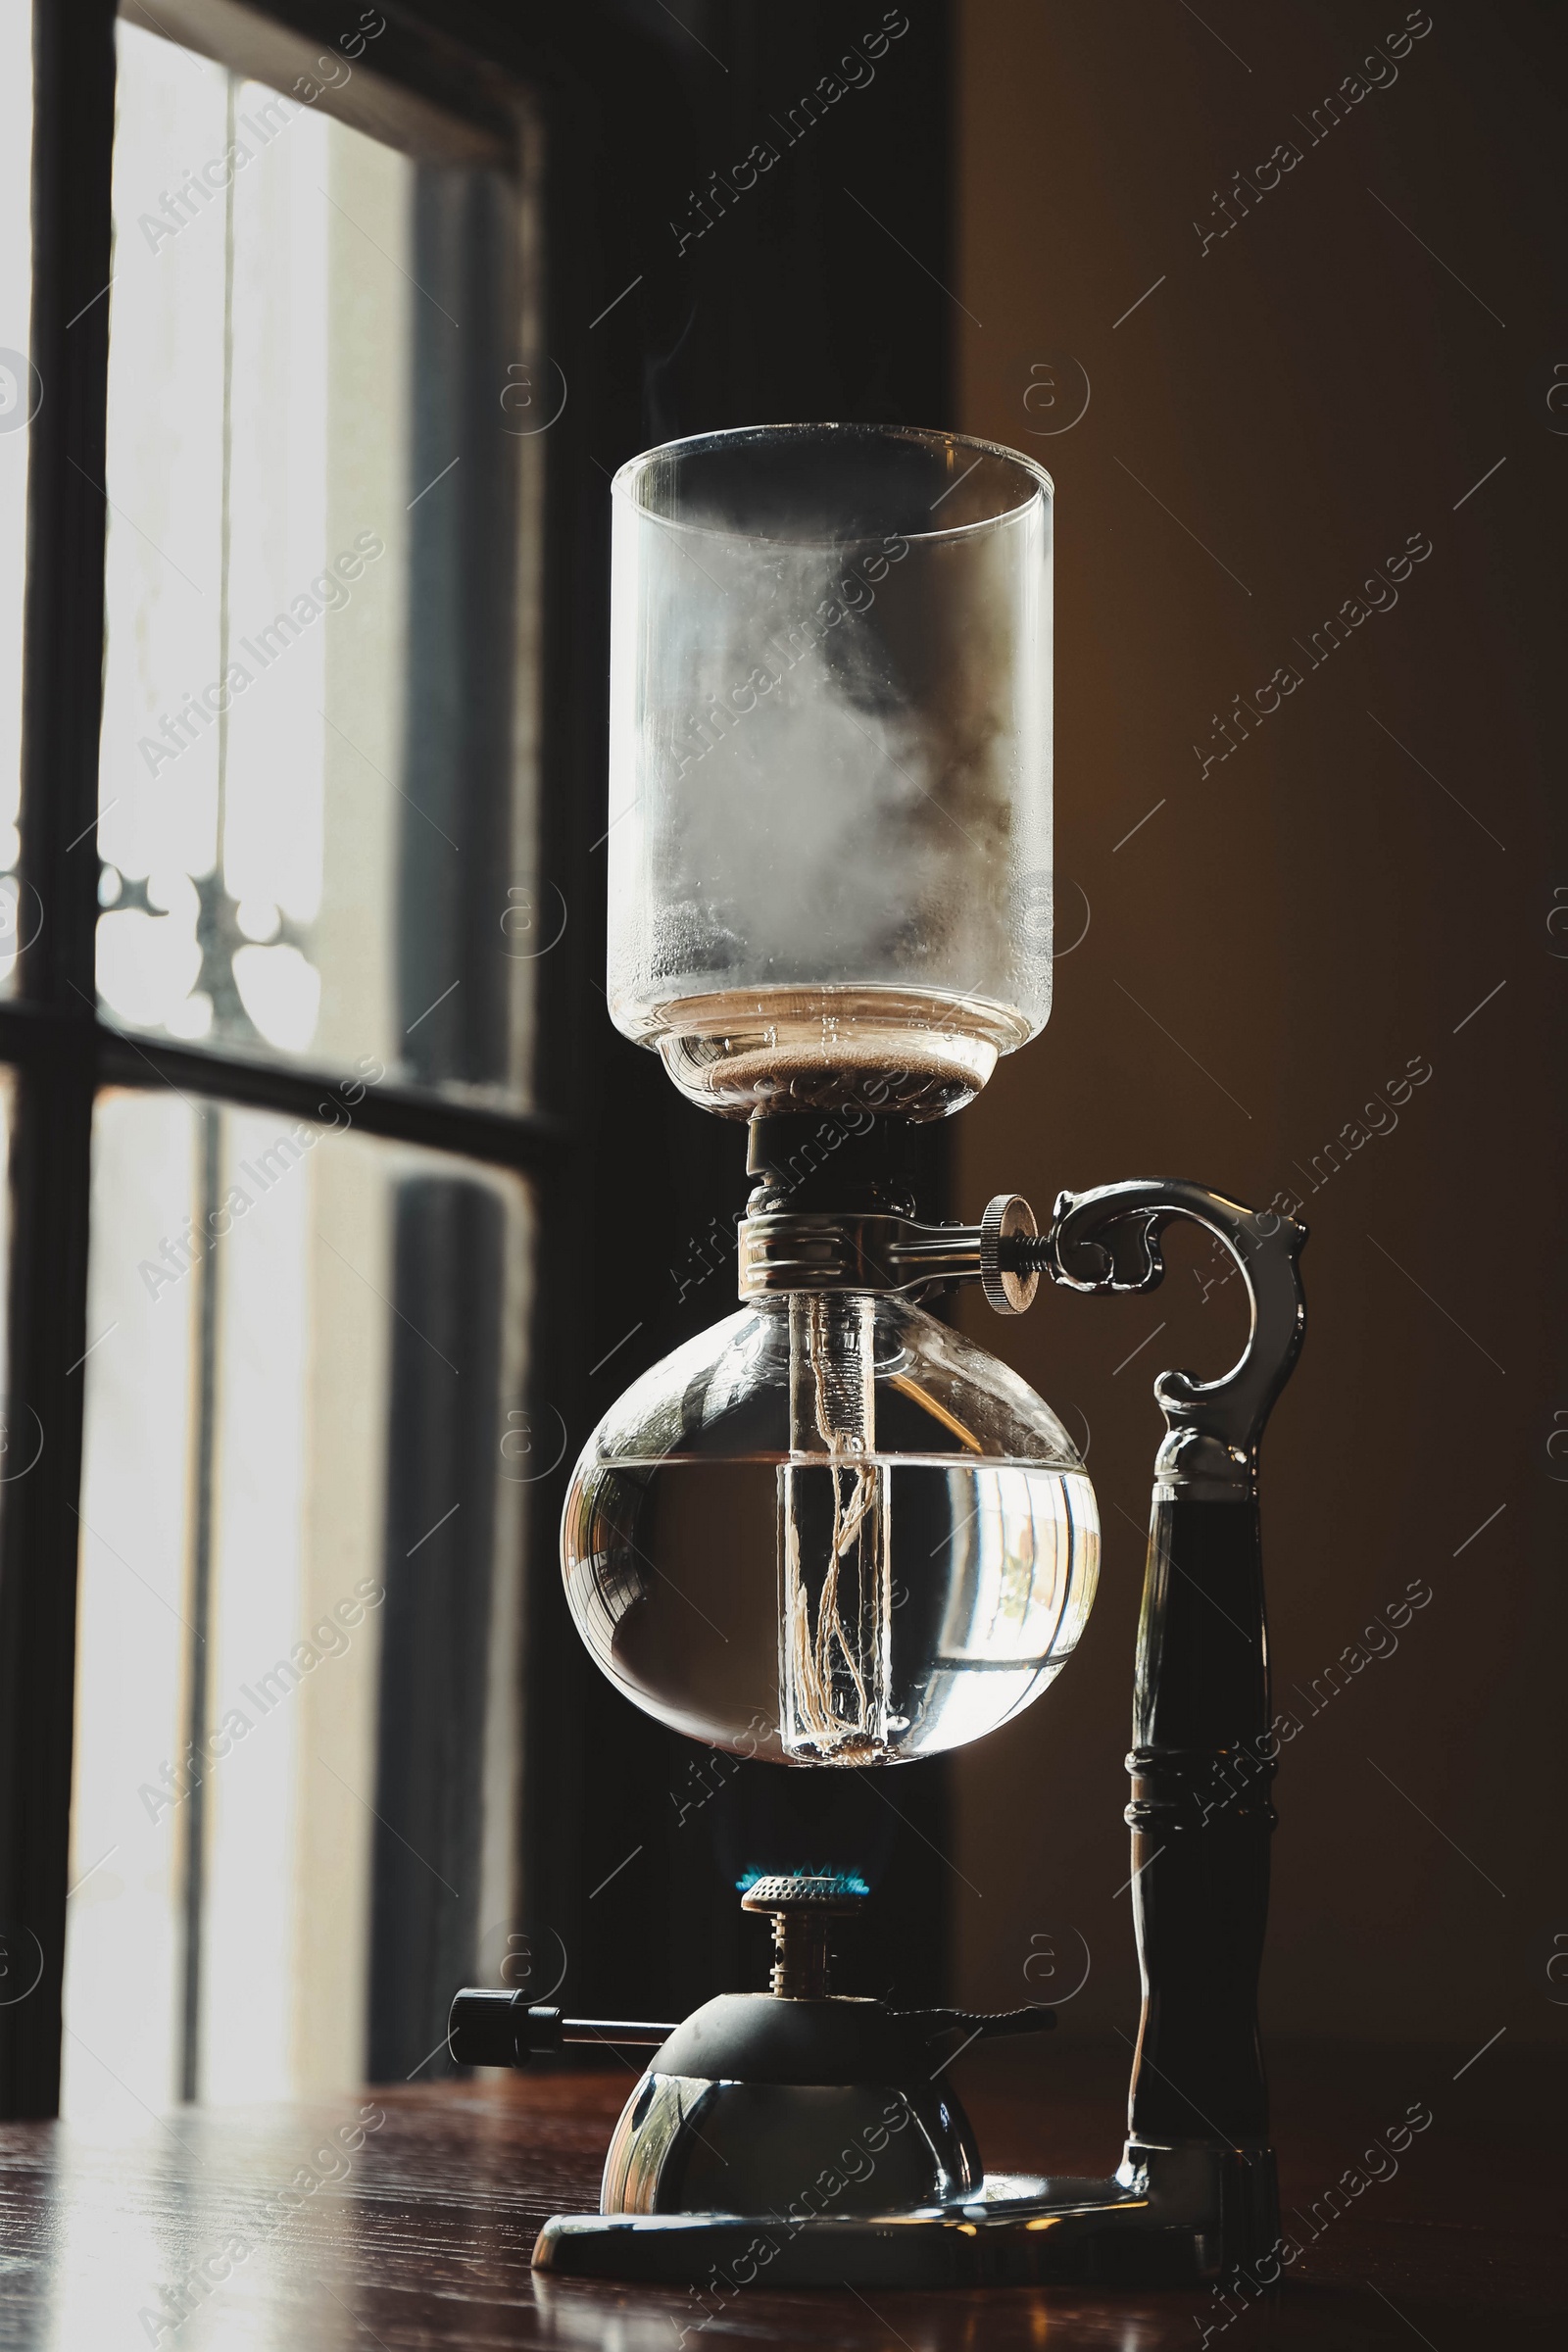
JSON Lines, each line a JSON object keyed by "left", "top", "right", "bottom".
{"left": 0, "top": 2037, "right": 1560, "bottom": 2347}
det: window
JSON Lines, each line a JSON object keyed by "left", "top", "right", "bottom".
{"left": 98, "top": 19, "right": 542, "bottom": 1102}
{"left": 5, "top": 0, "right": 564, "bottom": 2119}
{"left": 4, "top": 0, "right": 956, "bottom": 2121}
{"left": 68, "top": 1094, "right": 534, "bottom": 2115}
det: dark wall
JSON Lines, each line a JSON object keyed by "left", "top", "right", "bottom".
{"left": 947, "top": 0, "right": 1566, "bottom": 2050}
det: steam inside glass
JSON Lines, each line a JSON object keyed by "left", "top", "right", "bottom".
{"left": 607, "top": 425, "right": 1054, "bottom": 1121}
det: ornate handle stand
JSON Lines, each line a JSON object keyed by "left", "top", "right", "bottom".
{"left": 1049, "top": 1181, "right": 1306, "bottom": 2268}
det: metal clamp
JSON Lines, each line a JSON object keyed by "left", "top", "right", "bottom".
{"left": 737, "top": 1209, "right": 988, "bottom": 1298}
{"left": 736, "top": 1178, "right": 1305, "bottom": 1500}
{"left": 735, "top": 1192, "right": 1046, "bottom": 1301}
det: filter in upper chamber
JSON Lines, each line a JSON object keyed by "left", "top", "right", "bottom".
{"left": 634, "top": 984, "right": 1034, "bottom": 1122}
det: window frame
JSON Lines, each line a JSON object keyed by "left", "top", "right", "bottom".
{"left": 3, "top": 0, "right": 578, "bottom": 2118}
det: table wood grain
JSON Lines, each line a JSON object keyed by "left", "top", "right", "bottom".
{"left": 0, "top": 2037, "right": 1560, "bottom": 2347}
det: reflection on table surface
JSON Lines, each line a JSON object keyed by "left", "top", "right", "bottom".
{"left": 0, "top": 2037, "right": 1561, "bottom": 2349}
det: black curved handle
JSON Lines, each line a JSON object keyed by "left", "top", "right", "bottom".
{"left": 1126, "top": 1494, "right": 1275, "bottom": 2146}
{"left": 1047, "top": 1181, "right": 1306, "bottom": 2155}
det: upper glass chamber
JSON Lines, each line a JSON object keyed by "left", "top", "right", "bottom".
{"left": 562, "top": 1295, "right": 1099, "bottom": 1765}
{"left": 607, "top": 424, "right": 1054, "bottom": 1121}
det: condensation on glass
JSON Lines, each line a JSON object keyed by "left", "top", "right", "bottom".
{"left": 62, "top": 1097, "right": 533, "bottom": 2120}
{"left": 562, "top": 1296, "right": 1099, "bottom": 1766}
{"left": 607, "top": 424, "right": 1054, "bottom": 1121}
{"left": 95, "top": 21, "right": 545, "bottom": 1104}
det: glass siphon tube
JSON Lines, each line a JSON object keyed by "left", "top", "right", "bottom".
{"left": 779, "top": 1295, "right": 894, "bottom": 1762}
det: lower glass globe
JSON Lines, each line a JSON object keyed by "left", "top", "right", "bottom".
{"left": 562, "top": 1294, "right": 1099, "bottom": 1765}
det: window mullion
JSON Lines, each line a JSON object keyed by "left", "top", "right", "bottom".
{"left": 0, "top": 0, "right": 119, "bottom": 2121}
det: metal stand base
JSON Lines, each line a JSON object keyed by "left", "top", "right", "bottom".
{"left": 533, "top": 2141, "right": 1278, "bottom": 2289}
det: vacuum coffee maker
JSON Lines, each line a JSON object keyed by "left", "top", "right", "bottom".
{"left": 449, "top": 424, "right": 1306, "bottom": 2287}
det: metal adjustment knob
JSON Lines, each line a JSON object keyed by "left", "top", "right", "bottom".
{"left": 740, "top": 1874, "right": 865, "bottom": 1999}
{"left": 448, "top": 1990, "right": 561, "bottom": 2069}
{"left": 448, "top": 1988, "right": 676, "bottom": 2069}
{"left": 979, "top": 1194, "right": 1040, "bottom": 1315}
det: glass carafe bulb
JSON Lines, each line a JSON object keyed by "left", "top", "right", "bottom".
{"left": 562, "top": 1294, "right": 1099, "bottom": 1765}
